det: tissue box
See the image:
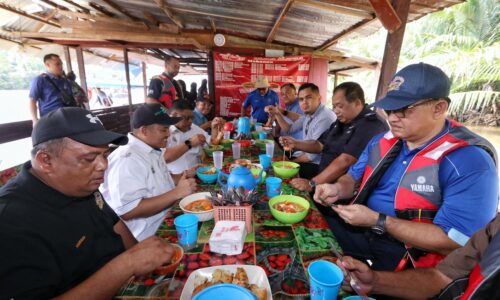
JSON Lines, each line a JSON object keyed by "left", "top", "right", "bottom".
{"left": 209, "top": 220, "right": 247, "bottom": 255}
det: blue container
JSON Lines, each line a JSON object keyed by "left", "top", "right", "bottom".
{"left": 343, "top": 296, "right": 376, "bottom": 300}
{"left": 308, "top": 260, "right": 344, "bottom": 300}
{"left": 259, "top": 154, "right": 271, "bottom": 169}
{"left": 174, "top": 214, "right": 198, "bottom": 250}
{"left": 192, "top": 284, "right": 258, "bottom": 300}
{"left": 196, "top": 166, "right": 219, "bottom": 184}
{"left": 265, "top": 176, "right": 282, "bottom": 197}
{"left": 258, "top": 131, "right": 267, "bottom": 140}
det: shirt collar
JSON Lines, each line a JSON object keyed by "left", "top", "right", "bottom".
{"left": 16, "top": 161, "right": 92, "bottom": 208}
{"left": 127, "top": 133, "right": 160, "bottom": 154}
{"left": 46, "top": 72, "right": 61, "bottom": 79}
{"left": 308, "top": 104, "right": 325, "bottom": 118}
{"left": 345, "top": 105, "right": 374, "bottom": 126}
{"left": 194, "top": 108, "right": 204, "bottom": 117}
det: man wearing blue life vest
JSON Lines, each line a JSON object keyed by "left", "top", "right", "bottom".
{"left": 314, "top": 63, "right": 498, "bottom": 272}
{"left": 241, "top": 76, "right": 281, "bottom": 124}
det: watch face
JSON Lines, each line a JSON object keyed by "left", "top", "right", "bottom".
{"left": 371, "top": 226, "right": 384, "bottom": 235}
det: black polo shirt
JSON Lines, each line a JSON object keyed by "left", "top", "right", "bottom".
{"left": 318, "top": 106, "right": 388, "bottom": 173}
{"left": 0, "top": 162, "right": 125, "bottom": 299}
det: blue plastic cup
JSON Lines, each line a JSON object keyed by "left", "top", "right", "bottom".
{"left": 258, "top": 131, "right": 267, "bottom": 140}
{"left": 343, "top": 296, "right": 376, "bottom": 300}
{"left": 174, "top": 214, "right": 198, "bottom": 250}
{"left": 259, "top": 154, "right": 271, "bottom": 169}
{"left": 265, "top": 177, "right": 282, "bottom": 197}
{"left": 308, "top": 260, "right": 344, "bottom": 300}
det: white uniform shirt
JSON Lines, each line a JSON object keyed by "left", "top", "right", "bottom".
{"left": 100, "top": 133, "right": 175, "bottom": 241}
{"left": 166, "top": 124, "right": 210, "bottom": 174}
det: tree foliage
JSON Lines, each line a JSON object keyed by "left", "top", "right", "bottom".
{"left": 0, "top": 50, "right": 45, "bottom": 90}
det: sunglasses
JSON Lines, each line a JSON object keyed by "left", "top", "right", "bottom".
{"left": 384, "top": 98, "right": 438, "bottom": 118}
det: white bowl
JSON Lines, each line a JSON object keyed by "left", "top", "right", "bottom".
{"left": 179, "top": 192, "right": 214, "bottom": 222}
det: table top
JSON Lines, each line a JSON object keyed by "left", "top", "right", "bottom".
{"left": 115, "top": 143, "right": 344, "bottom": 299}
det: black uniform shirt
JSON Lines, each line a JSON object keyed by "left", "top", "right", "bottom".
{"left": 318, "top": 105, "right": 388, "bottom": 173}
{"left": 0, "top": 162, "right": 125, "bottom": 299}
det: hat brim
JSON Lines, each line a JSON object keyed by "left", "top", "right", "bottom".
{"left": 371, "top": 95, "right": 419, "bottom": 110}
{"left": 154, "top": 116, "right": 183, "bottom": 126}
{"left": 254, "top": 84, "right": 269, "bottom": 89}
{"left": 70, "top": 129, "right": 128, "bottom": 146}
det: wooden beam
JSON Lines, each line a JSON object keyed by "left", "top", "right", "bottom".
{"left": 33, "top": 9, "right": 58, "bottom": 32}
{"left": 58, "top": 10, "right": 147, "bottom": 30}
{"left": 171, "top": 7, "right": 272, "bottom": 25}
{"left": 123, "top": 48, "right": 133, "bottom": 127}
{"left": 143, "top": 11, "right": 160, "bottom": 26}
{"left": 154, "top": 0, "right": 184, "bottom": 29}
{"left": 0, "top": 3, "right": 61, "bottom": 28}
{"left": 63, "top": 46, "right": 72, "bottom": 73}
{"left": 40, "top": 0, "right": 69, "bottom": 11}
{"left": 61, "top": 0, "right": 90, "bottom": 13}
{"left": 368, "top": 0, "right": 402, "bottom": 33}
{"left": 88, "top": 2, "right": 116, "bottom": 17}
{"left": 266, "top": 0, "right": 294, "bottom": 43}
{"left": 75, "top": 47, "right": 88, "bottom": 93}
{"left": 316, "top": 18, "right": 375, "bottom": 51}
{"left": 101, "top": 0, "right": 139, "bottom": 21}
{"left": 142, "top": 62, "right": 147, "bottom": 99}
{"left": 375, "top": 0, "right": 411, "bottom": 100}
{"left": 210, "top": 18, "right": 216, "bottom": 33}
{"left": 296, "top": 0, "right": 374, "bottom": 19}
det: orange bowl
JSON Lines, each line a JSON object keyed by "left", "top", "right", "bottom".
{"left": 153, "top": 244, "right": 184, "bottom": 275}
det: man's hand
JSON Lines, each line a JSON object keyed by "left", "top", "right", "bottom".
{"left": 332, "top": 204, "right": 379, "bottom": 227}
{"left": 290, "top": 178, "right": 312, "bottom": 192}
{"left": 124, "top": 236, "right": 175, "bottom": 277}
{"left": 313, "top": 183, "right": 340, "bottom": 205}
{"left": 174, "top": 172, "right": 197, "bottom": 198}
{"left": 336, "top": 256, "right": 376, "bottom": 294}
{"left": 211, "top": 117, "right": 224, "bottom": 130}
{"left": 265, "top": 105, "right": 278, "bottom": 116}
{"left": 190, "top": 134, "right": 206, "bottom": 147}
{"left": 279, "top": 136, "right": 297, "bottom": 151}
{"left": 186, "top": 164, "right": 200, "bottom": 178}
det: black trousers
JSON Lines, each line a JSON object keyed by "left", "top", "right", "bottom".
{"left": 319, "top": 207, "right": 407, "bottom": 271}
{"left": 298, "top": 162, "right": 319, "bottom": 179}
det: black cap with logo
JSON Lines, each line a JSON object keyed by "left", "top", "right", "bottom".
{"left": 132, "top": 103, "right": 182, "bottom": 129}
{"left": 32, "top": 107, "right": 128, "bottom": 146}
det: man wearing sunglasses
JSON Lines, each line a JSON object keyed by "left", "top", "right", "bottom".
{"left": 314, "top": 63, "right": 498, "bottom": 271}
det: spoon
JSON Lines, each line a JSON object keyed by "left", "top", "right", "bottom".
{"left": 330, "top": 242, "right": 368, "bottom": 299}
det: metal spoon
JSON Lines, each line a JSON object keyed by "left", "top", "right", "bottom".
{"left": 330, "top": 242, "right": 368, "bottom": 299}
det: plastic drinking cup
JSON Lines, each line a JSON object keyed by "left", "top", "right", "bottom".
{"left": 232, "top": 143, "right": 241, "bottom": 159}
{"left": 258, "top": 131, "right": 267, "bottom": 140}
{"left": 259, "top": 154, "right": 271, "bottom": 169}
{"left": 174, "top": 214, "right": 199, "bottom": 250}
{"left": 265, "top": 177, "right": 282, "bottom": 197}
{"left": 255, "top": 125, "right": 263, "bottom": 132}
{"left": 342, "top": 296, "right": 376, "bottom": 300}
{"left": 308, "top": 260, "right": 344, "bottom": 300}
{"left": 265, "top": 142, "right": 274, "bottom": 158}
{"left": 223, "top": 131, "right": 231, "bottom": 139}
{"left": 213, "top": 151, "right": 223, "bottom": 169}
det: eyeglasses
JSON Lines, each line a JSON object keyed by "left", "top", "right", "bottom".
{"left": 384, "top": 98, "right": 437, "bottom": 118}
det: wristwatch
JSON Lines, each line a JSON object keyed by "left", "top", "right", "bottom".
{"left": 371, "top": 213, "right": 387, "bottom": 235}
{"left": 308, "top": 180, "right": 316, "bottom": 191}
{"left": 283, "top": 110, "right": 288, "bottom": 116}
{"left": 184, "top": 140, "right": 192, "bottom": 149}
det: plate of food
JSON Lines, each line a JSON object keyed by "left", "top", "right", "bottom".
{"left": 179, "top": 265, "right": 271, "bottom": 300}
{"left": 179, "top": 192, "right": 214, "bottom": 221}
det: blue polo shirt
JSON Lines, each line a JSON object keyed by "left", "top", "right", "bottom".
{"left": 242, "top": 89, "right": 280, "bottom": 123}
{"left": 280, "top": 99, "right": 304, "bottom": 139}
{"left": 348, "top": 121, "right": 498, "bottom": 240}
{"left": 29, "top": 73, "right": 73, "bottom": 116}
{"left": 192, "top": 108, "right": 208, "bottom": 127}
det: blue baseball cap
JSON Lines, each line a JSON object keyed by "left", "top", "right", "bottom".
{"left": 373, "top": 63, "right": 451, "bottom": 110}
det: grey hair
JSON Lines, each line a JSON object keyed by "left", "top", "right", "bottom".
{"left": 31, "top": 138, "right": 67, "bottom": 159}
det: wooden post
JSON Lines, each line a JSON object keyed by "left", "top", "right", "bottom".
{"left": 375, "top": 0, "right": 411, "bottom": 100}
{"left": 142, "top": 62, "right": 147, "bottom": 100}
{"left": 75, "top": 47, "right": 87, "bottom": 93}
{"left": 207, "top": 50, "right": 216, "bottom": 117}
{"left": 63, "top": 46, "right": 72, "bottom": 73}
{"left": 334, "top": 72, "right": 338, "bottom": 88}
{"left": 123, "top": 48, "right": 133, "bottom": 129}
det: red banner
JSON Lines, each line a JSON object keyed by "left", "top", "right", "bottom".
{"left": 213, "top": 52, "right": 311, "bottom": 117}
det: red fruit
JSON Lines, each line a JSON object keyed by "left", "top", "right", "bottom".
{"left": 187, "top": 262, "right": 199, "bottom": 270}
{"left": 176, "top": 270, "right": 186, "bottom": 277}
{"left": 282, "top": 283, "right": 290, "bottom": 292}
{"left": 237, "top": 252, "right": 250, "bottom": 260}
{"left": 223, "top": 256, "right": 237, "bottom": 264}
{"left": 299, "top": 287, "right": 308, "bottom": 294}
{"left": 188, "top": 254, "right": 198, "bottom": 261}
{"left": 291, "top": 288, "right": 299, "bottom": 294}
{"left": 255, "top": 245, "right": 262, "bottom": 250}
{"left": 278, "top": 231, "right": 287, "bottom": 237}
{"left": 268, "top": 255, "right": 276, "bottom": 262}
{"left": 144, "top": 278, "right": 155, "bottom": 286}
{"left": 199, "top": 253, "right": 211, "bottom": 261}
{"left": 275, "top": 260, "right": 285, "bottom": 267}
{"left": 269, "top": 262, "right": 276, "bottom": 269}
{"left": 199, "top": 260, "right": 209, "bottom": 267}
{"left": 295, "top": 280, "right": 304, "bottom": 288}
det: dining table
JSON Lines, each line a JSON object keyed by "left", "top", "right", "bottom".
{"left": 114, "top": 140, "right": 347, "bottom": 299}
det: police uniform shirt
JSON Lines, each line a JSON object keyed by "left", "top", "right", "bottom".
{"left": 318, "top": 105, "right": 388, "bottom": 173}
{"left": 0, "top": 162, "right": 125, "bottom": 299}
